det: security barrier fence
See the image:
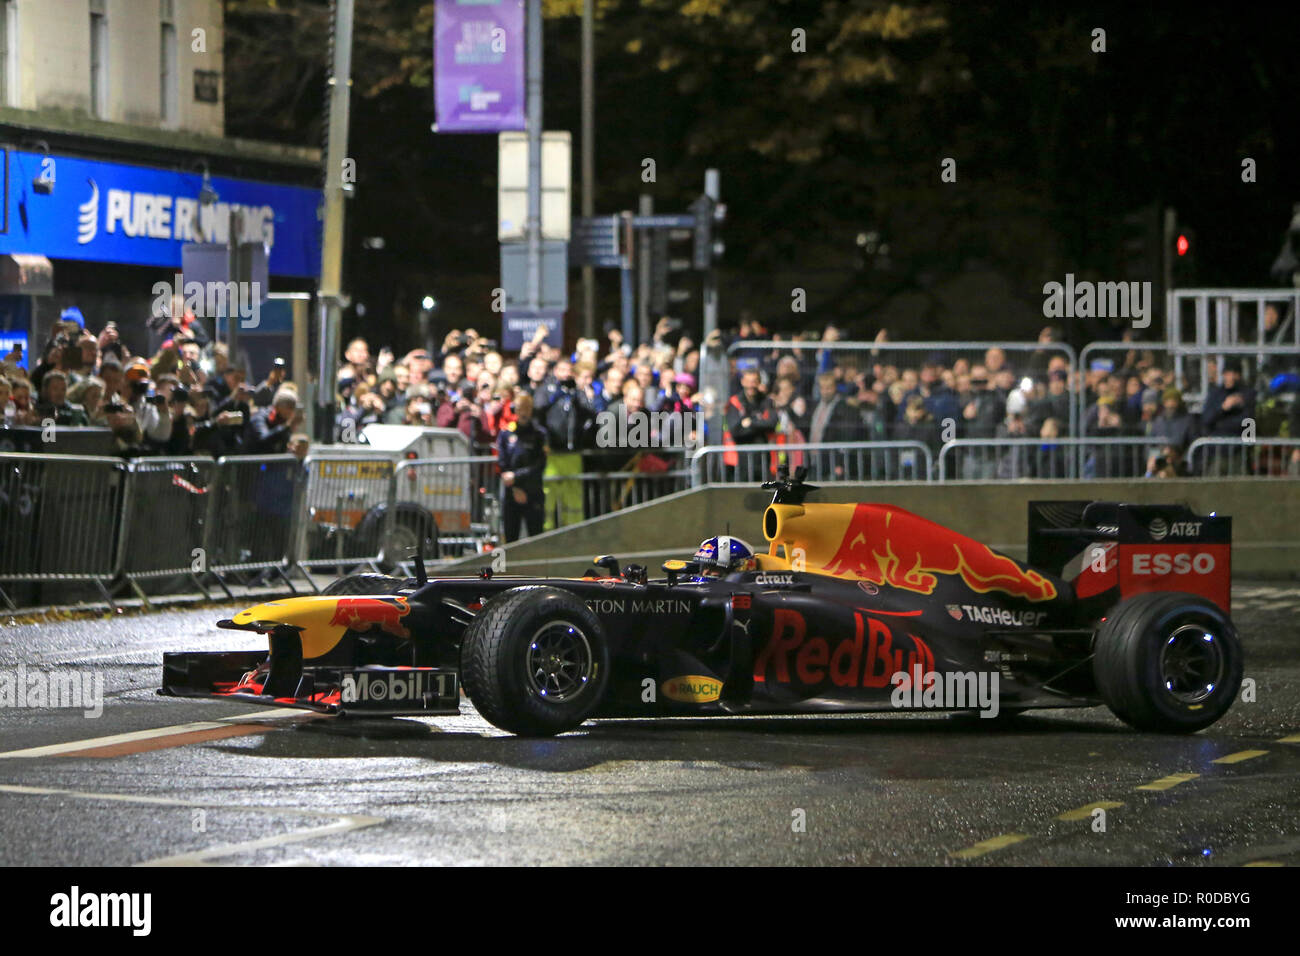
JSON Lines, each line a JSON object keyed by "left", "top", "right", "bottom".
{"left": 0, "top": 453, "right": 127, "bottom": 605}
{"left": 1166, "top": 289, "right": 1300, "bottom": 402}
{"left": 2, "top": 425, "right": 1296, "bottom": 608}
{"left": 1186, "top": 437, "right": 1300, "bottom": 477}
{"left": 936, "top": 437, "right": 1158, "bottom": 481}
{"left": 296, "top": 454, "right": 398, "bottom": 575}
{"left": 0, "top": 451, "right": 508, "bottom": 609}
{"left": 119, "top": 458, "right": 219, "bottom": 599}
{"left": 691, "top": 441, "right": 934, "bottom": 485}
{"left": 1077, "top": 339, "right": 1300, "bottom": 424}
{"left": 727, "top": 340, "right": 1080, "bottom": 439}
{"left": 3, "top": 322, "right": 1298, "bottom": 606}
{"left": 204, "top": 455, "right": 306, "bottom": 592}
{"left": 388, "top": 457, "right": 501, "bottom": 570}
{"left": 544, "top": 468, "right": 693, "bottom": 519}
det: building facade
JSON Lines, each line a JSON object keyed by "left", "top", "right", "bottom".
{"left": 0, "top": 0, "right": 320, "bottom": 372}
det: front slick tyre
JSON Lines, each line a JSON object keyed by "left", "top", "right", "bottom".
{"left": 1093, "top": 591, "right": 1242, "bottom": 733}
{"left": 461, "top": 586, "right": 609, "bottom": 736}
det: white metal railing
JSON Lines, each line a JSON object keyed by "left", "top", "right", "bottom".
{"left": 691, "top": 440, "right": 934, "bottom": 485}
{"left": 937, "top": 437, "right": 1162, "bottom": 481}
{"left": 1186, "top": 437, "right": 1300, "bottom": 478}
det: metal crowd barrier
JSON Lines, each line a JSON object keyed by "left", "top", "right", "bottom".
{"left": 1166, "top": 289, "right": 1300, "bottom": 399}
{"left": 390, "top": 456, "right": 500, "bottom": 563}
{"left": 202, "top": 454, "right": 305, "bottom": 592}
{"left": 5, "top": 406, "right": 1299, "bottom": 611}
{"left": 0, "top": 453, "right": 126, "bottom": 608}
{"left": 1186, "top": 437, "right": 1300, "bottom": 478}
{"left": 118, "top": 457, "right": 219, "bottom": 600}
{"left": 0, "top": 425, "right": 117, "bottom": 456}
{"left": 937, "top": 437, "right": 1160, "bottom": 481}
{"left": 1077, "top": 339, "right": 1300, "bottom": 428}
{"left": 691, "top": 441, "right": 934, "bottom": 485}
{"left": 543, "top": 468, "right": 694, "bottom": 520}
{"left": 295, "top": 454, "right": 394, "bottom": 575}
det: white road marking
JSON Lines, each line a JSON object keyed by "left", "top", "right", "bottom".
{"left": 139, "top": 815, "right": 383, "bottom": 866}
{"left": 0, "top": 783, "right": 383, "bottom": 866}
{"left": 0, "top": 707, "right": 307, "bottom": 759}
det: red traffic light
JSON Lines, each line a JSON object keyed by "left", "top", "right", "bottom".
{"left": 1176, "top": 234, "right": 1190, "bottom": 256}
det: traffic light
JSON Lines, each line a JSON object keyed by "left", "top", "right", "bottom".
{"left": 648, "top": 226, "right": 694, "bottom": 315}
{"left": 690, "top": 195, "right": 713, "bottom": 270}
{"left": 1172, "top": 225, "right": 1197, "bottom": 287}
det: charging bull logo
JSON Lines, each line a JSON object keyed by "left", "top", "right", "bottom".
{"left": 328, "top": 597, "right": 412, "bottom": 639}
{"left": 822, "top": 504, "right": 1057, "bottom": 602}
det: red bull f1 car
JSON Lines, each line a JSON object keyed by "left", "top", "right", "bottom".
{"left": 161, "top": 469, "right": 1243, "bottom": 736}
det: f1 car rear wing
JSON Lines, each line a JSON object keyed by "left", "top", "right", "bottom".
{"left": 1028, "top": 501, "right": 1231, "bottom": 613}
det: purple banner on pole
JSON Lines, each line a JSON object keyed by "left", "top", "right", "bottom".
{"left": 434, "top": 0, "right": 525, "bottom": 133}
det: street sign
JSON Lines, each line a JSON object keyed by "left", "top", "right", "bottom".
{"left": 632, "top": 214, "right": 695, "bottom": 230}
{"left": 502, "top": 309, "right": 564, "bottom": 350}
{"left": 571, "top": 214, "right": 622, "bottom": 267}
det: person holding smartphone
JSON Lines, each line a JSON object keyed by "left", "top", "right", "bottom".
{"left": 246, "top": 388, "right": 304, "bottom": 455}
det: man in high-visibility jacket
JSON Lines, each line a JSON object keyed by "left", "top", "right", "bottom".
{"left": 722, "top": 369, "right": 777, "bottom": 481}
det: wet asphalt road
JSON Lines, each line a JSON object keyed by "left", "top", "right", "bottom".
{"left": 0, "top": 583, "right": 1298, "bottom": 867}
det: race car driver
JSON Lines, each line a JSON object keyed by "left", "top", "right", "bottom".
{"left": 691, "top": 536, "right": 757, "bottom": 580}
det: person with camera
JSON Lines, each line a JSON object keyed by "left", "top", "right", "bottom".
{"left": 214, "top": 366, "right": 255, "bottom": 419}
{"left": 129, "top": 375, "right": 173, "bottom": 449}
{"left": 189, "top": 389, "right": 245, "bottom": 458}
{"left": 253, "top": 358, "right": 288, "bottom": 407}
{"left": 30, "top": 335, "right": 68, "bottom": 394}
{"left": 122, "top": 358, "right": 174, "bottom": 447}
{"left": 7, "top": 378, "right": 40, "bottom": 426}
{"left": 246, "top": 388, "right": 305, "bottom": 455}
{"left": 97, "top": 322, "right": 129, "bottom": 368}
{"left": 159, "top": 386, "right": 197, "bottom": 455}
{"left": 103, "top": 398, "right": 147, "bottom": 457}
{"left": 435, "top": 376, "right": 488, "bottom": 446}
{"left": 403, "top": 389, "right": 436, "bottom": 427}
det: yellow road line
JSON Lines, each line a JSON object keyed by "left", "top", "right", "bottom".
{"left": 1212, "top": 750, "right": 1268, "bottom": 765}
{"left": 1057, "top": 800, "right": 1124, "bottom": 821}
{"left": 950, "top": 833, "right": 1029, "bottom": 860}
{"left": 1277, "top": 734, "right": 1300, "bottom": 744}
{"left": 1136, "top": 772, "right": 1199, "bottom": 791}
{"left": 1244, "top": 861, "right": 1284, "bottom": 867}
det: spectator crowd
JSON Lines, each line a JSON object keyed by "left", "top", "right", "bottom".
{"left": 1, "top": 305, "right": 309, "bottom": 460}
{"left": 4, "top": 303, "right": 1299, "bottom": 542}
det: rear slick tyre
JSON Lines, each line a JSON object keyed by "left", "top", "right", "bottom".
{"left": 1093, "top": 591, "right": 1242, "bottom": 733}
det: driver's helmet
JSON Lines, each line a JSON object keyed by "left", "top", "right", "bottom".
{"left": 691, "top": 536, "right": 756, "bottom": 579}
